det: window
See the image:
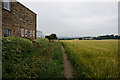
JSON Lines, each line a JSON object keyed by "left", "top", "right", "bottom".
{"left": 33, "top": 31, "right": 35, "bottom": 37}
{"left": 30, "top": 30, "right": 32, "bottom": 37}
{"left": 3, "top": 0, "right": 11, "bottom": 11}
{"left": 21, "top": 29, "right": 24, "bottom": 37}
{"left": 25, "top": 29, "right": 28, "bottom": 37}
{"left": 4, "top": 29, "right": 11, "bottom": 37}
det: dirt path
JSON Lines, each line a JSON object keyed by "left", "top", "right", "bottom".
{"left": 61, "top": 46, "right": 74, "bottom": 79}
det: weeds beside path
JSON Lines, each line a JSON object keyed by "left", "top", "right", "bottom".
{"left": 2, "top": 38, "right": 64, "bottom": 79}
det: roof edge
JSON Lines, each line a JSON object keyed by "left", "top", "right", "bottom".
{"left": 17, "top": 1, "right": 37, "bottom": 15}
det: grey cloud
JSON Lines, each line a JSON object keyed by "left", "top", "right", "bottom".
{"left": 22, "top": 2, "right": 118, "bottom": 37}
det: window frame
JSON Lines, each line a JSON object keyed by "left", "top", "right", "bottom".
{"left": 25, "top": 29, "right": 28, "bottom": 37}
{"left": 4, "top": 28, "right": 11, "bottom": 37}
{"left": 33, "top": 31, "right": 35, "bottom": 37}
{"left": 21, "top": 29, "right": 24, "bottom": 37}
{"left": 3, "top": 0, "right": 11, "bottom": 11}
{"left": 30, "top": 30, "right": 33, "bottom": 37}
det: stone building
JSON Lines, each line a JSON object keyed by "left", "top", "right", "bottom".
{"left": 2, "top": 0, "right": 37, "bottom": 40}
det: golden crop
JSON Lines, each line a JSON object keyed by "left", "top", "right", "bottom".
{"left": 61, "top": 40, "right": 119, "bottom": 78}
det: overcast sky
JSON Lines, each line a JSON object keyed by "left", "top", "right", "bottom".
{"left": 17, "top": 0, "right": 118, "bottom": 37}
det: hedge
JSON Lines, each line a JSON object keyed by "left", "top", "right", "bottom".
{"left": 34, "top": 38, "right": 49, "bottom": 48}
{"left": 2, "top": 37, "right": 35, "bottom": 62}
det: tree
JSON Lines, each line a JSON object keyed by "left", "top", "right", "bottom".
{"left": 45, "top": 34, "right": 58, "bottom": 42}
{"left": 50, "top": 34, "right": 57, "bottom": 40}
{"left": 45, "top": 36, "right": 50, "bottom": 40}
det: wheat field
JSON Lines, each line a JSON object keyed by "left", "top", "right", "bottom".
{"left": 61, "top": 40, "right": 119, "bottom": 78}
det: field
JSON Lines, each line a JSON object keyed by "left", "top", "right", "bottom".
{"left": 61, "top": 40, "right": 119, "bottom": 78}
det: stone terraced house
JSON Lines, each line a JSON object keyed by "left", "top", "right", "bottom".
{"left": 2, "top": 0, "right": 37, "bottom": 40}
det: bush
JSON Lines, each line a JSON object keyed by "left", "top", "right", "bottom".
{"left": 2, "top": 37, "right": 64, "bottom": 78}
{"left": 34, "top": 38, "right": 49, "bottom": 48}
{"left": 2, "top": 37, "right": 35, "bottom": 78}
{"left": 2, "top": 37, "right": 34, "bottom": 62}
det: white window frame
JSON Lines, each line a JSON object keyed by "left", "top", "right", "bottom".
{"left": 3, "top": 0, "right": 11, "bottom": 11}
{"left": 4, "top": 29, "right": 11, "bottom": 37}
{"left": 25, "top": 29, "right": 28, "bottom": 37}
{"left": 21, "top": 29, "right": 24, "bottom": 37}
{"left": 33, "top": 31, "right": 35, "bottom": 37}
{"left": 30, "top": 30, "right": 32, "bottom": 37}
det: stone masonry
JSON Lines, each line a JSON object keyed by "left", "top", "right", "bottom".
{"left": 2, "top": 1, "right": 37, "bottom": 40}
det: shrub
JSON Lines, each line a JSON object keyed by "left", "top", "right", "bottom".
{"left": 2, "top": 37, "right": 34, "bottom": 62}
{"left": 34, "top": 38, "right": 49, "bottom": 48}
{"left": 2, "top": 37, "right": 64, "bottom": 78}
{"left": 2, "top": 37, "right": 35, "bottom": 78}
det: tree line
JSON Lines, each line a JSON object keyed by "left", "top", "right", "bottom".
{"left": 45, "top": 34, "right": 120, "bottom": 40}
{"left": 93, "top": 34, "right": 120, "bottom": 40}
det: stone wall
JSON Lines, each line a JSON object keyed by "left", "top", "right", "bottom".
{"left": 2, "top": 1, "right": 37, "bottom": 40}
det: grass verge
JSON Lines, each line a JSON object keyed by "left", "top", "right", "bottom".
{"left": 2, "top": 37, "right": 64, "bottom": 79}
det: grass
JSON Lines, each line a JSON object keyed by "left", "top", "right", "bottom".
{"left": 0, "top": 37, "right": 1, "bottom": 79}
{"left": 61, "top": 40, "right": 119, "bottom": 78}
{"left": 2, "top": 38, "right": 64, "bottom": 79}
{"left": 16, "top": 42, "right": 64, "bottom": 79}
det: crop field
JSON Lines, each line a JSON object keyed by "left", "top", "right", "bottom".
{"left": 61, "top": 40, "right": 119, "bottom": 78}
